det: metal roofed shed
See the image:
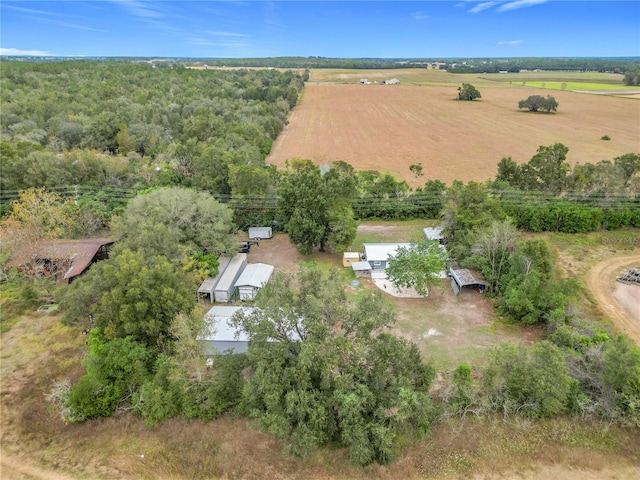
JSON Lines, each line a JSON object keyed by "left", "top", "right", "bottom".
{"left": 423, "top": 226, "right": 445, "bottom": 244}
{"left": 234, "top": 263, "right": 275, "bottom": 301}
{"left": 449, "top": 267, "right": 486, "bottom": 295}
{"left": 214, "top": 253, "right": 248, "bottom": 303}
{"left": 197, "top": 256, "right": 231, "bottom": 302}
{"left": 351, "top": 261, "right": 372, "bottom": 277}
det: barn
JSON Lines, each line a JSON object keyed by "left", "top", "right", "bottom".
{"left": 214, "top": 253, "right": 247, "bottom": 303}
{"left": 201, "top": 306, "right": 253, "bottom": 354}
{"left": 234, "top": 263, "right": 275, "bottom": 301}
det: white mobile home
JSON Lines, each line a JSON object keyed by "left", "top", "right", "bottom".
{"left": 213, "top": 253, "right": 247, "bottom": 303}
{"left": 197, "top": 256, "right": 231, "bottom": 302}
{"left": 234, "top": 263, "right": 275, "bottom": 301}
{"left": 362, "top": 243, "right": 413, "bottom": 270}
{"left": 248, "top": 226, "right": 273, "bottom": 240}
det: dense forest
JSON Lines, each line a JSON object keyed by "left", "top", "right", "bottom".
{"left": 1, "top": 60, "right": 639, "bottom": 467}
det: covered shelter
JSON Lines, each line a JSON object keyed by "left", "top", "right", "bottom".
{"left": 6, "top": 238, "right": 113, "bottom": 284}
{"left": 423, "top": 226, "right": 445, "bottom": 244}
{"left": 449, "top": 267, "right": 486, "bottom": 295}
{"left": 351, "top": 261, "right": 372, "bottom": 277}
{"left": 234, "top": 263, "right": 275, "bottom": 301}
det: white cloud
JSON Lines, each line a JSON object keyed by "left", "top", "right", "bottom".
{"left": 497, "top": 40, "right": 524, "bottom": 45}
{"left": 110, "top": 0, "right": 164, "bottom": 19}
{"left": 411, "top": 11, "right": 429, "bottom": 20}
{"left": 204, "top": 31, "right": 248, "bottom": 38}
{"left": 469, "top": 2, "right": 499, "bottom": 14}
{"left": 0, "top": 47, "right": 56, "bottom": 56}
{"left": 498, "top": 0, "right": 548, "bottom": 12}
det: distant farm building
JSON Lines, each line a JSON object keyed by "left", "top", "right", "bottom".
{"left": 362, "top": 243, "right": 413, "bottom": 270}
{"left": 342, "top": 251, "right": 361, "bottom": 267}
{"left": 6, "top": 238, "right": 113, "bottom": 284}
{"left": 359, "top": 78, "right": 370, "bottom": 84}
{"left": 235, "top": 263, "right": 275, "bottom": 301}
{"left": 449, "top": 266, "right": 486, "bottom": 295}
{"left": 214, "top": 253, "right": 247, "bottom": 303}
{"left": 383, "top": 78, "right": 400, "bottom": 85}
{"left": 248, "top": 226, "right": 273, "bottom": 240}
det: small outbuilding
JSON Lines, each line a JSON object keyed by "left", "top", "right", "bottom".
{"left": 351, "top": 261, "right": 372, "bottom": 277}
{"left": 342, "top": 251, "right": 361, "bottom": 267}
{"left": 248, "top": 226, "right": 273, "bottom": 240}
{"left": 234, "top": 263, "right": 275, "bottom": 301}
{"left": 384, "top": 78, "right": 400, "bottom": 85}
{"left": 423, "top": 226, "right": 445, "bottom": 244}
{"left": 214, "top": 253, "right": 248, "bottom": 303}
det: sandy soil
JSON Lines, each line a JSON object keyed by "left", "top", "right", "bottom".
{"left": 268, "top": 83, "right": 640, "bottom": 185}
{"left": 586, "top": 254, "right": 640, "bottom": 346}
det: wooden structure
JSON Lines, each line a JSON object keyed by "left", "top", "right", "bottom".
{"left": 342, "top": 251, "right": 361, "bottom": 267}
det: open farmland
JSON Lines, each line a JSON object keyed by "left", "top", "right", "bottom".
{"left": 268, "top": 72, "right": 640, "bottom": 185}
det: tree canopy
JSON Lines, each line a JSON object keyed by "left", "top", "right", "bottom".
{"left": 232, "top": 265, "right": 435, "bottom": 465}
{"left": 278, "top": 159, "right": 358, "bottom": 254}
{"left": 457, "top": 83, "right": 481, "bottom": 101}
{"left": 386, "top": 240, "right": 449, "bottom": 296}
{"left": 111, "top": 187, "right": 237, "bottom": 260}
{"left": 518, "top": 95, "right": 559, "bottom": 113}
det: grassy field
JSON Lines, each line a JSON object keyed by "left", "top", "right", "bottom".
{"left": 268, "top": 70, "right": 639, "bottom": 185}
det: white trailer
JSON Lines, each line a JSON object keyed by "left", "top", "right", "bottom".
{"left": 214, "top": 253, "right": 247, "bottom": 303}
{"left": 248, "top": 226, "right": 273, "bottom": 240}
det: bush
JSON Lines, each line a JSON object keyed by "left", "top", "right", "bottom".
{"left": 518, "top": 95, "right": 558, "bottom": 113}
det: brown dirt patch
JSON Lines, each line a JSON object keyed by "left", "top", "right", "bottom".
{"left": 268, "top": 83, "right": 639, "bottom": 185}
{"left": 586, "top": 255, "right": 640, "bottom": 346}
{"left": 244, "top": 232, "right": 302, "bottom": 274}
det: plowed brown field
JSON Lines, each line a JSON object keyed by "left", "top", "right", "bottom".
{"left": 267, "top": 82, "right": 640, "bottom": 184}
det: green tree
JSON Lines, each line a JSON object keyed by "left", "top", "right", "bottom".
{"left": 386, "top": 240, "right": 448, "bottom": 296}
{"left": 483, "top": 341, "right": 572, "bottom": 418}
{"left": 518, "top": 95, "right": 558, "bottom": 113}
{"left": 457, "top": 83, "right": 481, "bottom": 101}
{"left": 278, "top": 159, "right": 358, "bottom": 254}
{"left": 232, "top": 265, "right": 435, "bottom": 465}
{"left": 59, "top": 249, "right": 196, "bottom": 350}
{"left": 111, "top": 187, "right": 237, "bottom": 260}
{"left": 521, "top": 143, "right": 570, "bottom": 193}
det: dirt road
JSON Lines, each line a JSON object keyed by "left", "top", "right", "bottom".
{"left": 586, "top": 254, "right": 640, "bottom": 346}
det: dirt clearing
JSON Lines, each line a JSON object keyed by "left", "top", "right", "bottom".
{"left": 268, "top": 82, "right": 639, "bottom": 185}
{"left": 586, "top": 254, "right": 640, "bottom": 346}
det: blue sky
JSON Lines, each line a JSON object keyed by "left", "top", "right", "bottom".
{"left": 1, "top": 1, "right": 639, "bottom": 58}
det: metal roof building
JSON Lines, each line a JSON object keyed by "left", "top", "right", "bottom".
{"left": 197, "top": 256, "right": 231, "bottom": 302}
{"left": 201, "top": 306, "right": 253, "bottom": 354}
{"left": 362, "top": 243, "right": 413, "bottom": 270}
{"left": 234, "top": 263, "right": 274, "bottom": 301}
{"left": 214, "top": 253, "right": 247, "bottom": 303}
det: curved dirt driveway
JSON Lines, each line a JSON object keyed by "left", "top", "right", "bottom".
{"left": 586, "top": 254, "right": 640, "bottom": 346}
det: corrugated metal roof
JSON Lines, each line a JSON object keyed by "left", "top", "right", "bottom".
{"left": 449, "top": 267, "right": 485, "bottom": 287}
{"left": 197, "top": 256, "right": 231, "bottom": 294}
{"left": 362, "top": 243, "right": 413, "bottom": 262}
{"left": 202, "top": 306, "right": 254, "bottom": 342}
{"left": 235, "top": 263, "right": 274, "bottom": 288}
{"left": 215, "top": 253, "right": 247, "bottom": 292}
{"left": 423, "top": 226, "right": 444, "bottom": 241}
{"left": 351, "top": 261, "right": 372, "bottom": 271}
